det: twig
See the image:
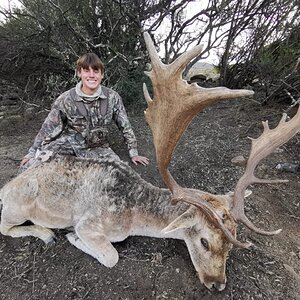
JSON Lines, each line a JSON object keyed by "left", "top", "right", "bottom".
{"left": 284, "top": 264, "right": 300, "bottom": 287}
{"left": 288, "top": 214, "right": 300, "bottom": 221}
{"left": 17, "top": 97, "right": 41, "bottom": 108}
{"left": 285, "top": 97, "right": 300, "bottom": 113}
{"left": 289, "top": 57, "right": 300, "bottom": 75}
{"left": 262, "top": 57, "right": 300, "bottom": 104}
{"left": 120, "top": 254, "right": 150, "bottom": 262}
{"left": 11, "top": 266, "right": 33, "bottom": 280}
{"left": 284, "top": 89, "right": 296, "bottom": 104}
{"left": 82, "top": 286, "right": 94, "bottom": 299}
{"left": 32, "top": 252, "right": 36, "bottom": 295}
{"left": 0, "top": 155, "right": 21, "bottom": 162}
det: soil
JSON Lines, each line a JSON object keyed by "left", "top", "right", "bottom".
{"left": 0, "top": 90, "right": 299, "bottom": 300}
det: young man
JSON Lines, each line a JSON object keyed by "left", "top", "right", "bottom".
{"left": 20, "top": 53, "right": 149, "bottom": 170}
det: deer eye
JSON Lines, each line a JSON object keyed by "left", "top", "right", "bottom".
{"left": 200, "top": 238, "right": 209, "bottom": 251}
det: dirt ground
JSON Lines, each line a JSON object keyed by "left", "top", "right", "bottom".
{"left": 0, "top": 89, "right": 299, "bottom": 300}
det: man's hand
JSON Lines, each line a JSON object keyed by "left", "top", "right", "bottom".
{"left": 131, "top": 155, "right": 149, "bottom": 166}
{"left": 20, "top": 158, "right": 29, "bottom": 166}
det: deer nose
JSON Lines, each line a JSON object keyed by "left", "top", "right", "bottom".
{"left": 202, "top": 275, "right": 227, "bottom": 291}
{"left": 213, "top": 281, "right": 226, "bottom": 291}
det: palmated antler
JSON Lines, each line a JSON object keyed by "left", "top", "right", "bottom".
{"left": 143, "top": 32, "right": 253, "bottom": 194}
{"left": 143, "top": 32, "right": 254, "bottom": 247}
{"left": 231, "top": 108, "right": 300, "bottom": 234}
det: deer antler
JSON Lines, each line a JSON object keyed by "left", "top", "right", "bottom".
{"left": 143, "top": 32, "right": 254, "bottom": 248}
{"left": 231, "top": 108, "right": 300, "bottom": 234}
{"left": 143, "top": 32, "right": 253, "bottom": 195}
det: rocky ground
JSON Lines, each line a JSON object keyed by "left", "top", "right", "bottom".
{"left": 0, "top": 88, "right": 299, "bottom": 299}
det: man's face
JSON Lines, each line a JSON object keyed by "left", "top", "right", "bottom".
{"left": 77, "top": 66, "right": 103, "bottom": 95}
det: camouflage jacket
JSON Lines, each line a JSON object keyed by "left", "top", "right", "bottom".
{"left": 25, "top": 85, "right": 139, "bottom": 159}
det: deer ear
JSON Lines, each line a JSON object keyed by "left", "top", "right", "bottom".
{"left": 161, "top": 208, "right": 197, "bottom": 234}
{"left": 225, "top": 189, "right": 252, "bottom": 199}
{"left": 244, "top": 189, "right": 252, "bottom": 198}
{"left": 224, "top": 189, "right": 252, "bottom": 209}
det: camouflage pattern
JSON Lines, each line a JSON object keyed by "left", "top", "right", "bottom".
{"left": 22, "top": 85, "right": 138, "bottom": 170}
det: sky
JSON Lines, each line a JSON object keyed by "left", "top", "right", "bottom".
{"left": 0, "top": 0, "right": 20, "bottom": 10}
{"left": 0, "top": 0, "right": 21, "bottom": 20}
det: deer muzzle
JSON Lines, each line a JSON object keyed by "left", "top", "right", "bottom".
{"left": 199, "top": 272, "right": 227, "bottom": 291}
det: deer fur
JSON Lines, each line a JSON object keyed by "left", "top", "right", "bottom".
{"left": 0, "top": 155, "right": 245, "bottom": 291}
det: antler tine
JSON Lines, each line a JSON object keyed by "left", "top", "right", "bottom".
{"left": 170, "top": 44, "right": 205, "bottom": 76}
{"left": 143, "top": 32, "right": 163, "bottom": 70}
{"left": 143, "top": 32, "right": 204, "bottom": 76}
{"left": 231, "top": 106, "right": 300, "bottom": 234}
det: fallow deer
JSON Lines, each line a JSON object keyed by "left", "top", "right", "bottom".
{"left": 0, "top": 32, "right": 299, "bottom": 291}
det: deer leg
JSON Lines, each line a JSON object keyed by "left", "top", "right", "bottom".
{"left": 0, "top": 222, "right": 56, "bottom": 244}
{"left": 0, "top": 209, "right": 55, "bottom": 244}
{"left": 66, "top": 232, "right": 104, "bottom": 261}
{"left": 70, "top": 220, "right": 119, "bottom": 268}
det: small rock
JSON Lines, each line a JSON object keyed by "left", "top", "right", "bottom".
{"left": 274, "top": 147, "right": 284, "bottom": 153}
{"left": 231, "top": 155, "right": 247, "bottom": 167}
{"left": 24, "top": 107, "right": 37, "bottom": 120}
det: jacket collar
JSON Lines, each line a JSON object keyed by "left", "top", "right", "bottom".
{"left": 75, "top": 81, "right": 107, "bottom": 102}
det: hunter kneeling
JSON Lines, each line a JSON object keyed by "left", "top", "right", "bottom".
{"left": 20, "top": 53, "right": 149, "bottom": 171}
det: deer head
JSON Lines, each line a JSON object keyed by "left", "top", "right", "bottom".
{"left": 143, "top": 32, "right": 300, "bottom": 290}
{"left": 160, "top": 190, "right": 253, "bottom": 290}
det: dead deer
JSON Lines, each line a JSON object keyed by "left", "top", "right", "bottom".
{"left": 1, "top": 32, "right": 300, "bottom": 291}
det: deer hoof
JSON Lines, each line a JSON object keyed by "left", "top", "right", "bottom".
{"left": 44, "top": 235, "right": 57, "bottom": 245}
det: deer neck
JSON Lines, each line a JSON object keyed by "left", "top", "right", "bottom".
{"left": 128, "top": 183, "right": 188, "bottom": 240}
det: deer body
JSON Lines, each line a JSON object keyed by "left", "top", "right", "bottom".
{"left": 0, "top": 155, "right": 233, "bottom": 290}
